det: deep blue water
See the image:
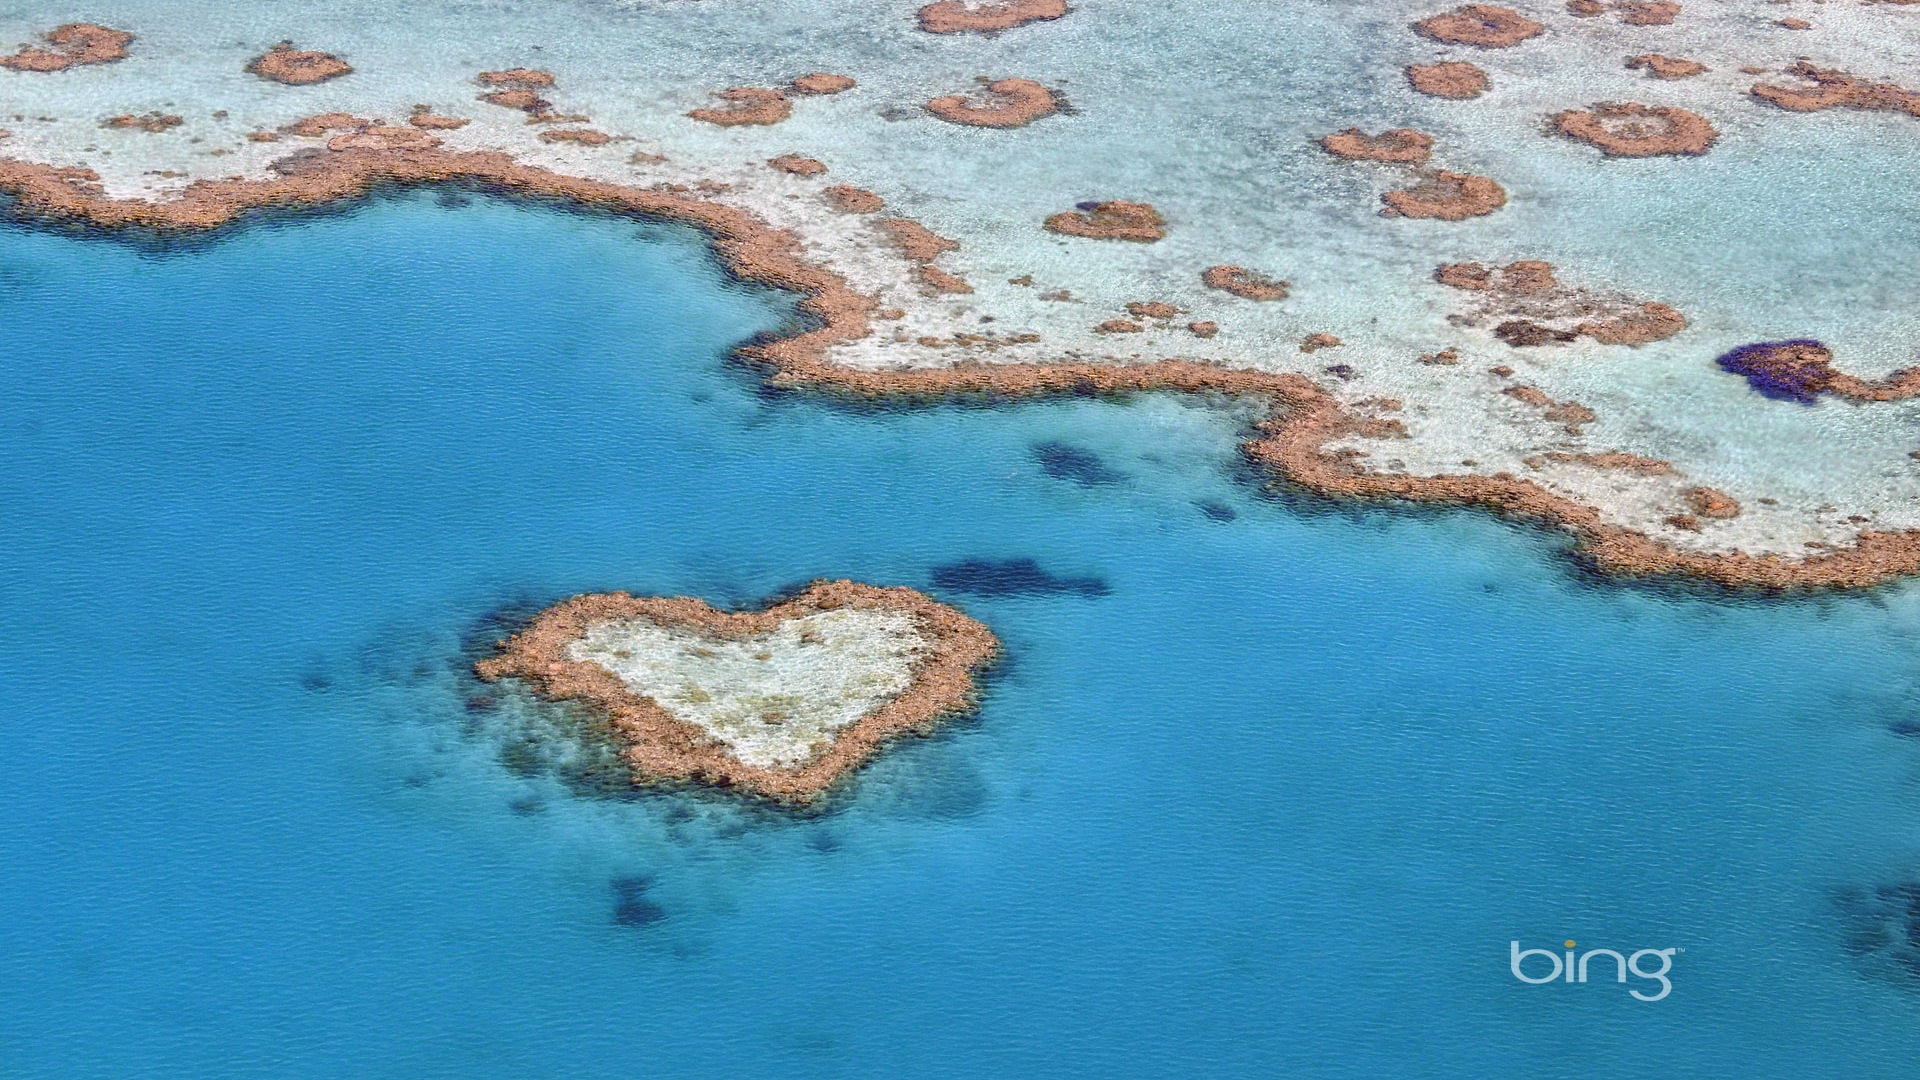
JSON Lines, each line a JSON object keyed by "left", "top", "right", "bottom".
{"left": 2, "top": 190, "right": 1919, "bottom": 1078}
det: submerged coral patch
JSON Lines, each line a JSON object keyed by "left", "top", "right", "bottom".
{"left": 247, "top": 43, "right": 352, "bottom": 85}
{"left": 930, "top": 558, "right": 1110, "bottom": 597}
{"left": 1553, "top": 102, "right": 1717, "bottom": 156}
{"left": 1033, "top": 441, "right": 1127, "bottom": 485}
{"left": 1413, "top": 4, "right": 1546, "bottom": 47}
{"left": 0, "top": 23, "right": 132, "bottom": 72}
{"left": 917, "top": 0, "right": 1069, "bottom": 34}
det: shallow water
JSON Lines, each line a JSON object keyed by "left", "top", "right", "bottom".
{"left": 2, "top": 191, "right": 1919, "bottom": 1077}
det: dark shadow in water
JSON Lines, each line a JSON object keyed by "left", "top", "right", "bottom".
{"left": 1032, "top": 441, "right": 1127, "bottom": 486}
{"left": 1833, "top": 879, "right": 1920, "bottom": 988}
{"left": 610, "top": 876, "right": 669, "bottom": 928}
{"left": 930, "top": 558, "right": 1109, "bottom": 598}
{"left": 1195, "top": 499, "right": 1237, "bottom": 522}
{"left": 1888, "top": 719, "right": 1920, "bottom": 738}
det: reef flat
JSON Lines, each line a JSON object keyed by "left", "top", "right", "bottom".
{"left": 4, "top": 1, "right": 1920, "bottom": 586}
{"left": 475, "top": 581, "right": 997, "bottom": 803}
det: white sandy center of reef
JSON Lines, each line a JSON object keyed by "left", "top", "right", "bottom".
{"left": 565, "top": 608, "right": 929, "bottom": 769}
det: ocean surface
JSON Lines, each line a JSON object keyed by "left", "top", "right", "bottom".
{"left": 2, "top": 190, "right": 1918, "bottom": 1078}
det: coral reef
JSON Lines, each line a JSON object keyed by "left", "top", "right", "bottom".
{"left": 1381, "top": 171, "right": 1507, "bottom": 219}
{"left": 539, "top": 128, "right": 612, "bottom": 146}
{"left": 927, "top": 78, "right": 1060, "bottom": 127}
{"left": 247, "top": 43, "right": 352, "bottom": 85}
{"left": 824, "top": 184, "right": 885, "bottom": 213}
{"left": 1202, "top": 265, "right": 1290, "bottom": 300}
{"left": 1627, "top": 54, "right": 1706, "bottom": 79}
{"left": 1715, "top": 341, "right": 1920, "bottom": 403}
{"left": 1044, "top": 200, "right": 1166, "bottom": 241}
{"left": 1553, "top": 102, "right": 1717, "bottom": 156}
{"left": 790, "top": 73, "right": 856, "bottom": 95}
{"left": 0, "top": 23, "right": 132, "bottom": 72}
{"left": 688, "top": 87, "right": 792, "bottom": 126}
{"left": 408, "top": 108, "right": 470, "bottom": 130}
{"left": 1436, "top": 260, "right": 1686, "bottom": 345}
{"left": 101, "top": 113, "right": 183, "bottom": 133}
{"left": 1413, "top": 5, "right": 1545, "bottom": 47}
{"left": 1320, "top": 128, "right": 1433, "bottom": 164}
{"left": 0, "top": 147, "right": 1914, "bottom": 589}
{"left": 1751, "top": 62, "right": 1920, "bottom": 117}
{"left": 1406, "top": 61, "right": 1490, "bottom": 99}
{"left": 917, "top": 0, "right": 1069, "bottom": 34}
{"left": 476, "top": 581, "right": 998, "bottom": 805}
{"left": 768, "top": 154, "right": 828, "bottom": 176}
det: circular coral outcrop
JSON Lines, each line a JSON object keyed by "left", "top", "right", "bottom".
{"left": 0, "top": 23, "right": 132, "bottom": 71}
{"left": 1413, "top": 4, "right": 1545, "bottom": 47}
{"left": 918, "top": 0, "right": 1069, "bottom": 34}
{"left": 1381, "top": 171, "right": 1508, "bottom": 219}
{"left": 1202, "top": 265, "right": 1290, "bottom": 300}
{"left": 927, "top": 78, "right": 1060, "bottom": 127}
{"left": 1627, "top": 54, "right": 1706, "bottom": 79}
{"left": 688, "top": 87, "right": 792, "bottom": 126}
{"left": 1406, "top": 61, "right": 1490, "bottom": 99}
{"left": 1319, "top": 128, "right": 1434, "bottom": 164}
{"left": 790, "top": 73, "right": 856, "bottom": 95}
{"left": 1044, "top": 201, "right": 1166, "bottom": 242}
{"left": 1553, "top": 102, "right": 1717, "bottom": 156}
{"left": 247, "top": 43, "right": 351, "bottom": 85}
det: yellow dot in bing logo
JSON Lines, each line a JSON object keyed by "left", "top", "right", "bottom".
{"left": 1564, "top": 940, "right": 1577, "bottom": 948}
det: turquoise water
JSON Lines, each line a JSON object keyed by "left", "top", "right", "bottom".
{"left": 2, "top": 190, "right": 1919, "bottom": 1077}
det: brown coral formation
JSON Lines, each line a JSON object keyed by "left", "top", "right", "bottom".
{"left": 790, "top": 73, "right": 856, "bottom": 95}
{"left": 1413, "top": 5, "right": 1546, "bottom": 47}
{"left": 824, "top": 184, "right": 885, "bottom": 213}
{"left": 1301, "top": 333, "right": 1343, "bottom": 352}
{"left": 1406, "top": 61, "right": 1490, "bottom": 99}
{"left": 102, "top": 113, "right": 183, "bottom": 133}
{"left": 0, "top": 23, "right": 132, "bottom": 72}
{"left": 1319, "top": 128, "right": 1434, "bottom": 164}
{"left": 475, "top": 581, "right": 998, "bottom": 805}
{"left": 478, "top": 69, "right": 555, "bottom": 87}
{"left": 326, "top": 127, "right": 442, "bottom": 152}
{"left": 1627, "top": 54, "right": 1706, "bottom": 79}
{"left": 281, "top": 113, "right": 372, "bottom": 137}
{"left": 917, "top": 0, "right": 1069, "bottom": 34}
{"left": 1436, "top": 260, "right": 1686, "bottom": 346}
{"left": 539, "top": 128, "right": 612, "bottom": 145}
{"left": 688, "top": 88, "right": 792, "bottom": 126}
{"left": 1527, "top": 450, "right": 1675, "bottom": 474}
{"left": 1751, "top": 62, "right": 1920, "bottom": 117}
{"left": 1043, "top": 201, "right": 1165, "bottom": 241}
{"left": 1, "top": 146, "right": 1916, "bottom": 590}
{"left": 878, "top": 218, "right": 960, "bottom": 261}
{"left": 1686, "top": 486, "right": 1741, "bottom": 519}
{"left": 1553, "top": 103, "right": 1717, "bottom": 156}
{"left": 1381, "top": 171, "right": 1507, "bottom": 219}
{"left": 247, "top": 43, "right": 352, "bottom": 85}
{"left": 1619, "top": 1, "right": 1680, "bottom": 24}
{"left": 1504, "top": 385, "right": 1596, "bottom": 433}
{"left": 927, "top": 78, "right": 1060, "bottom": 127}
{"left": 1569, "top": 0, "right": 1677, "bottom": 21}
{"left": 409, "top": 108, "right": 470, "bottom": 130}
{"left": 917, "top": 266, "right": 973, "bottom": 294}
{"left": 1202, "top": 265, "right": 1289, "bottom": 301}
{"left": 769, "top": 154, "right": 828, "bottom": 176}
